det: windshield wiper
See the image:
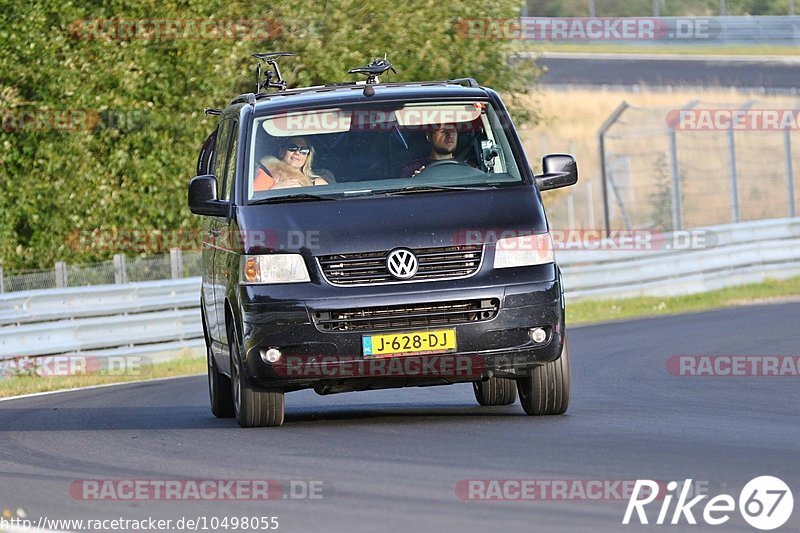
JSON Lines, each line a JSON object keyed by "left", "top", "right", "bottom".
{"left": 381, "top": 185, "right": 494, "bottom": 196}
{"left": 250, "top": 193, "right": 339, "bottom": 205}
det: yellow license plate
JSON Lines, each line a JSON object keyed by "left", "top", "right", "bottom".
{"left": 362, "top": 329, "right": 457, "bottom": 357}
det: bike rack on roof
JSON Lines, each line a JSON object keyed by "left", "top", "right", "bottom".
{"left": 348, "top": 55, "right": 397, "bottom": 85}
{"left": 253, "top": 52, "right": 294, "bottom": 94}
{"left": 221, "top": 55, "right": 482, "bottom": 108}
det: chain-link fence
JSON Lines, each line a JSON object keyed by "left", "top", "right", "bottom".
{"left": 66, "top": 261, "right": 117, "bottom": 287}
{"left": 3, "top": 269, "right": 58, "bottom": 293}
{"left": 0, "top": 250, "right": 202, "bottom": 294}
{"left": 542, "top": 100, "right": 800, "bottom": 232}
{"left": 126, "top": 254, "right": 174, "bottom": 283}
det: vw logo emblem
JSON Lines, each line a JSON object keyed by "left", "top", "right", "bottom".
{"left": 386, "top": 249, "right": 419, "bottom": 280}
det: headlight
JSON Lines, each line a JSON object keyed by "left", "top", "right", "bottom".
{"left": 493, "top": 233, "right": 554, "bottom": 269}
{"left": 240, "top": 254, "right": 310, "bottom": 284}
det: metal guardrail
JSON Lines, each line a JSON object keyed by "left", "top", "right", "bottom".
{"left": 677, "top": 16, "right": 800, "bottom": 46}
{"left": 514, "top": 16, "right": 800, "bottom": 46}
{"left": 0, "top": 277, "right": 203, "bottom": 360}
{"left": 0, "top": 309, "right": 202, "bottom": 358}
{"left": 0, "top": 277, "right": 200, "bottom": 326}
{"left": 559, "top": 218, "right": 800, "bottom": 299}
{"left": 0, "top": 218, "right": 798, "bottom": 360}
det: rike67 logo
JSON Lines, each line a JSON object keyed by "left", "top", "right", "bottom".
{"left": 624, "top": 476, "right": 794, "bottom": 530}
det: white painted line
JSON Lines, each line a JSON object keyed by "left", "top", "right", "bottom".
{"left": 0, "top": 374, "right": 204, "bottom": 404}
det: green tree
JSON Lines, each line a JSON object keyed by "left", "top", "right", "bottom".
{"left": 0, "top": 0, "right": 537, "bottom": 270}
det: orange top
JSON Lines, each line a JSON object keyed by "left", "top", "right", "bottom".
{"left": 253, "top": 169, "right": 275, "bottom": 191}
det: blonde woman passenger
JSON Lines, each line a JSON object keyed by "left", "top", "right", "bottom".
{"left": 253, "top": 136, "right": 330, "bottom": 191}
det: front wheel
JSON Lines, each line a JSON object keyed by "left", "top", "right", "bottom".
{"left": 229, "top": 328, "right": 285, "bottom": 427}
{"left": 473, "top": 377, "right": 517, "bottom": 406}
{"left": 517, "top": 344, "right": 571, "bottom": 416}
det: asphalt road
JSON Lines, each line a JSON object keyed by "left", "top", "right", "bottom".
{"left": 537, "top": 54, "right": 800, "bottom": 92}
{"left": 1, "top": 302, "right": 799, "bottom": 533}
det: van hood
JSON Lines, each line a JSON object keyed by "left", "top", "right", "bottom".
{"left": 235, "top": 186, "right": 548, "bottom": 255}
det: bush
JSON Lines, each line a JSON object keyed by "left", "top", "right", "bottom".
{"left": 0, "top": 0, "right": 536, "bottom": 269}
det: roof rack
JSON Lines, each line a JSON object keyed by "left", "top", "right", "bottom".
{"left": 229, "top": 93, "right": 259, "bottom": 106}
{"left": 226, "top": 78, "right": 486, "bottom": 107}
{"left": 446, "top": 77, "right": 480, "bottom": 88}
{"left": 221, "top": 53, "right": 484, "bottom": 107}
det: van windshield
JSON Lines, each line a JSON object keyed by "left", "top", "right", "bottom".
{"left": 246, "top": 100, "right": 525, "bottom": 201}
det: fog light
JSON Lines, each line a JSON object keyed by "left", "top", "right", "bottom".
{"left": 529, "top": 327, "right": 547, "bottom": 344}
{"left": 260, "top": 348, "right": 282, "bottom": 364}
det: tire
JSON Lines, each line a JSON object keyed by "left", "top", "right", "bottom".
{"left": 473, "top": 377, "right": 517, "bottom": 406}
{"left": 208, "top": 345, "right": 235, "bottom": 418}
{"left": 229, "top": 327, "right": 285, "bottom": 428}
{"left": 517, "top": 343, "right": 571, "bottom": 416}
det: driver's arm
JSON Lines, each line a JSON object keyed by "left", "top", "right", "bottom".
{"left": 401, "top": 158, "right": 426, "bottom": 178}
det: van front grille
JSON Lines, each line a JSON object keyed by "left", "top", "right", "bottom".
{"left": 312, "top": 298, "right": 499, "bottom": 332}
{"left": 318, "top": 245, "right": 483, "bottom": 286}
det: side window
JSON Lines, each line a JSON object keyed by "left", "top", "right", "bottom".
{"left": 222, "top": 122, "right": 238, "bottom": 202}
{"left": 212, "top": 120, "right": 233, "bottom": 198}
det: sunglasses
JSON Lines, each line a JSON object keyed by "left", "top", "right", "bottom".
{"left": 285, "top": 144, "right": 311, "bottom": 155}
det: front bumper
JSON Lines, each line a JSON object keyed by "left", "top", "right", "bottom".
{"left": 238, "top": 271, "right": 565, "bottom": 390}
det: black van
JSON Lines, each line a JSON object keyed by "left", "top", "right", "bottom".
{"left": 189, "top": 58, "right": 577, "bottom": 427}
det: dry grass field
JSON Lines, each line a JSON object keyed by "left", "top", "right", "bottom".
{"left": 514, "top": 88, "right": 800, "bottom": 229}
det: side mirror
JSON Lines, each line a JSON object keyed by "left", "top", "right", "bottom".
{"left": 188, "top": 175, "right": 228, "bottom": 217}
{"left": 534, "top": 154, "right": 578, "bottom": 191}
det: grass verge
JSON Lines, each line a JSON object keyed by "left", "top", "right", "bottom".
{"left": 567, "top": 275, "right": 800, "bottom": 325}
{"left": 2, "top": 276, "right": 799, "bottom": 399}
{"left": 0, "top": 354, "right": 206, "bottom": 399}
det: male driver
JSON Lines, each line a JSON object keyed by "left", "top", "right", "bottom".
{"left": 401, "top": 123, "right": 458, "bottom": 178}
